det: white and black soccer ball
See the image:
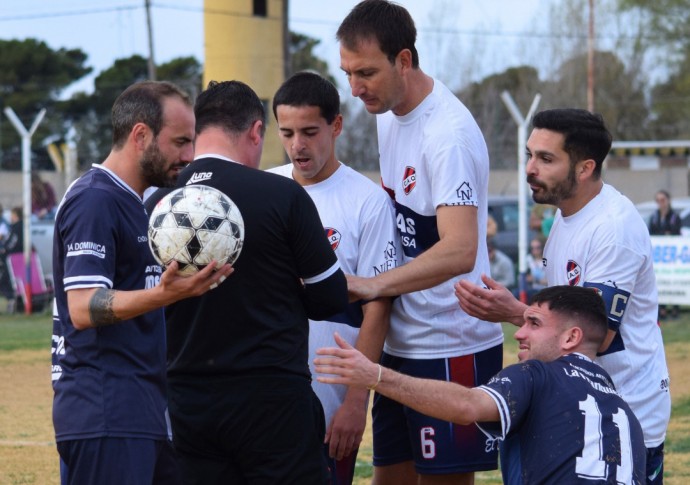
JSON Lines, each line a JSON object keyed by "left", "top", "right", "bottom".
{"left": 148, "top": 185, "right": 244, "bottom": 276}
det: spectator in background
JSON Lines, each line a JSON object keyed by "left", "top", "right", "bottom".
{"left": 488, "top": 238, "right": 515, "bottom": 291}
{"left": 525, "top": 237, "right": 547, "bottom": 298}
{"left": 649, "top": 190, "right": 681, "bottom": 236}
{"left": 31, "top": 172, "right": 57, "bottom": 220}
{"left": 529, "top": 203, "right": 556, "bottom": 238}
{"left": 649, "top": 189, "right": 681, "bottom": 320}
{"left": 3, "top": 207, "right": 24, "bottom": 255}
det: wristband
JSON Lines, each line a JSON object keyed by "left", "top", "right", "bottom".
{"left": 368, "top": 364, "right": 382, "bottom": 391}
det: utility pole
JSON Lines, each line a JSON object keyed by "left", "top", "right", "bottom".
{"left": 500, "top": 92, "right": 541, "bottom": 303}
{"left": 145, "top": 0, "right": 157, "bottom": 80}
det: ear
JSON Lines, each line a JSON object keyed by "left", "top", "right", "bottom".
{"left": 249, "top": 120, "right": 264, "bottom": 146}
{"left": 332, "top": 114, "right": 343, "bottom": 138}
{"left": 562, "top": 326, "right": 583, "bottom": 352}
{"left": 130, "top": 122, "right": 152, "bottom": 151}
{"left": 397, "top": 49, "right": 413, "bottom": 74}
{"left": 577, "top": 158, "right": 596, "bottom": 180}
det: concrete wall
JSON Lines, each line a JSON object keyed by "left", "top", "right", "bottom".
{"left": 1, "top": 165, "right": 688, "bottom": 212}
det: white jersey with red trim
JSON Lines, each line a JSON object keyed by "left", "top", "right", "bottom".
{"left": 269, "top": 162, "right": 400, "bottom": 423}
{"left": 544, "top": 183, "right": 671, "bottom": 446}
{"left": 376, "top": 78, "right": 503, "bottom": 358}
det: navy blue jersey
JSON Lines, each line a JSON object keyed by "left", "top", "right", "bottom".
{"left": 145, "top": 157, "right": 346, "bottom": 379}
{"left": 51, "top": 165, "right": 168, "bottom": 442}
{"left": 478, "top": 353, "right": 646, "bottom": 484}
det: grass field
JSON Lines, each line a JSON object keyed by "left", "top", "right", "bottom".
{"left": 1, "top": 310, "right": 689, "bottom": 484}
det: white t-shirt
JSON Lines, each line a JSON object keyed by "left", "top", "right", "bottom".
{"left": 269, "top": 162, "right": 400, "bottom": 423}
{"left": 377, "top": 78, "right": 503, "bottom": 358}
{"left": 545, "top": 183, "right": 671, "bottom": 447}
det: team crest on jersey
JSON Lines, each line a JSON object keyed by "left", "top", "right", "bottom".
{"left": 566, "top": 260, "right": 582, "bottom": 286}
{"left": 325, "top": 227, "right": 341, "bottom": 251}
{"left": 402, "top": 166, "right": 416, "bottom": 195}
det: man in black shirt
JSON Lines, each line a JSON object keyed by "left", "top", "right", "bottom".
{"left": 146, "top": 80, "right": 347, "bottom": 484}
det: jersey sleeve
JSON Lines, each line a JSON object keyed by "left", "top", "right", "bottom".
{"left": 428, "top": 141, "right": 480, "bottom": 209}
{"left": 58, "top": 189, "right": 118, "bottom": 291}
{"left": 287, "top": 185, "right": 347, "bottom": 320}
{"left": 476, "top": 361, "right": 544, "bottom": 440}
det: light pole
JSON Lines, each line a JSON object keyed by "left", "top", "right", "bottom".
{"left": 3, "top": 107, "right": 46, "bottom": 314}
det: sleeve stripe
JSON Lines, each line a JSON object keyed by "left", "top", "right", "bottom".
{"left": 64, "top": 275, "right": 113, "bottom": 288}
{"left": 477, "top": 385, "right": 511, "bottom": 438}
{"left": 303, "top": 261, "right": 342, "bottom": 285}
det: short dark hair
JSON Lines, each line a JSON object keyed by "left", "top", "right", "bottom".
{"left": 195, "top": 80, "right": 266, "bottom": 137}
{"left": 336, "top": 0, "right": 419, "bottom": 68}
{"left": 111, "top": 81, "right": 191, "bottom": 149}
{"left": 531, "top": 109, "right": 612, "bottom": 178}
{"left": 273, "top": 71, "right": 340, "bottom": 125}
{"left": 531, "top": 285, "right": 608, "bottom": 347}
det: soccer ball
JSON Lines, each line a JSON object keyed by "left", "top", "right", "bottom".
{"left": 148, "top": 185, "right": 244, "bottom": 276}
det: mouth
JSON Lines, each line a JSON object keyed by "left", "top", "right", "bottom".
{"left": 294, "top": 157, "right": 311, "bottom": 168}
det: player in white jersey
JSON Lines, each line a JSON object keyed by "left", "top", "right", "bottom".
{"left": 337, "top": 2, "right": 503, "bottom": 484}
{"left": 456, "top": 108, "right": 670, "bottom": 484}
{"left": 269, "top": 71, "right": 399, "bottom": 485}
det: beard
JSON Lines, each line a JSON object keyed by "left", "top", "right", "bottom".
{"left": 528, "top": 164, "right": 578, "bottom": 206}
{"left": 140, "top": 139, "right": 179, "bottom": 188}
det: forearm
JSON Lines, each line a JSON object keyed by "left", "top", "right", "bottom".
{"left": 375, "top": 367, "right": 492, "bottom": 425}
{"left": 68, "top": 286, "right": 170, "bottom": 330}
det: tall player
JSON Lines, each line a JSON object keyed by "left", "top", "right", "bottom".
{"left": 456, "top": 108, "right": 670, "bottom": 484}
{"left": 269, "top": 71, "right": 400, "bottom": 484}
{"left": 316, "top": 285, "right": 647, "bottom": 485}
{"left": 336, "top": 2, "right": 504, "bottom": 483}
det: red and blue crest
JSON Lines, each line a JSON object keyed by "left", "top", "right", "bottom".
{"left": 402, "top": 166, "right": 416, "bottom": 195}
{"left": 324, "top": 227, "right": 341, "bottom": 251}
{"left": 566, "top": 260, "right": 581, "bottom": 286}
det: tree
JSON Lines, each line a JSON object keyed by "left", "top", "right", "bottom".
{"left": 288, "top": 32, "right": 337, "bottom": 85}
{"left": 0, "top": 38, "right": 91, "bottom": 169}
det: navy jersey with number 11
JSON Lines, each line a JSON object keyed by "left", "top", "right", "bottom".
{"left": 478, "top": 353, "right": 646, "bottom": 484}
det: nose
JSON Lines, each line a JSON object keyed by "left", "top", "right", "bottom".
{"left": 349, "top": 76, "right": 365, "bottom": 98}
{"left": 291, "top": 133, "right": 306, "bottom": 152}
{"left": 525, "top": 155, "right": 537, "bottom": 177}
{"left": 181, "top": 143, "right": 194, "bottom": 164}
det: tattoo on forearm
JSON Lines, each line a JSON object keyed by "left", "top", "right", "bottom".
{"left": 89, "top": 288, "right": 120, "bottom": 326}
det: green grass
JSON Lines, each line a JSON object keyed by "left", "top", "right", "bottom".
{"left": 0, "top": 311, "right": 52, "bottom": 351}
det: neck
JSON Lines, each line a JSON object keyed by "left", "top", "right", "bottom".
{"left": 392, "top": 69, "right": 434, "bottom": 116}
{"left": 195, "top": 128, "right": 254, "bottom": 168}
{"left": 101, "top": 149, "right": 145, "bottom": 197}
{"left": 559, "top": 179, "right": 604, "bottom": 217}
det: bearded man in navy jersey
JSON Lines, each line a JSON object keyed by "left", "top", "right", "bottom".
{"left": 51, "top": 81, "right": 232, "bottom": 485}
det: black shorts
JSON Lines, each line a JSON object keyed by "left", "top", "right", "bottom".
{"left": 168, "top": 374, "right": 329, "bottom": 485}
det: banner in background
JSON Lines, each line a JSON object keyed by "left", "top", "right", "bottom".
{"left": 651, "top": 235, "right": 690, "bottom": 306}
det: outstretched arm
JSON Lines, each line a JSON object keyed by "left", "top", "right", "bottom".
{"left": 315, "top": 333, "right": 499, "bottom": 425}
{"left": 346, "top": 205, "right": 477, "bottom": 301}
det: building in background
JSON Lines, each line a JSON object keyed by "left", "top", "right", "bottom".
{"left": 204, "top": 0, "right": 287, "bottom": 168}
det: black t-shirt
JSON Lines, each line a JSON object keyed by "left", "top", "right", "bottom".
{"left": 146, "top": 157, "right": 347, "bottom": 379}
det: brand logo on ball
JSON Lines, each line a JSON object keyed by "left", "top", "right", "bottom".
{"left": 325, "top": 227, "right": 341, "bottom": 251}
{"left": 566, "top": 260, "right": 581, "bottom": 286}
{"left": 148, "top": 185, "right": 244, "bottom": 275}
{"left": 402, "top": 166, "right": 416, "bottom": 195}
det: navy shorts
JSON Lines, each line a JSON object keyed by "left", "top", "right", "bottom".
{"left": 372, "top": 344, "right": 503, "bottom": 474}
{"left": 324, "top": 443, "right": 358, "bottom": 485}
{"left": 57, "top": 437, "right": 182, "bottom": 485}
{"left": 646, "top": 442, "right": 664, "bottom": 485}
